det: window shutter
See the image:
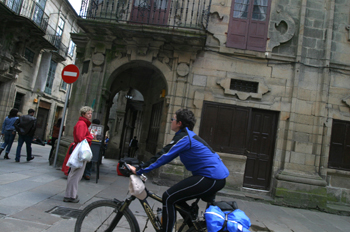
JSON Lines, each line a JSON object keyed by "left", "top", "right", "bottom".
{"left": 227, "top": 0, "right": 271, "bottom": 52}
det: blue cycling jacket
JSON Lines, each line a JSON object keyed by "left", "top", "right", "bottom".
{"left": 137, "top": 128, "right": 229, "bottom": 180}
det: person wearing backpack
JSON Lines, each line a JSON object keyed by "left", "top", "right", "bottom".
{"left": 14, "top": 109, "right": 37, "bottom": 162}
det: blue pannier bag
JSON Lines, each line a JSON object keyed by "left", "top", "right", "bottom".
{"left": 205, "top": 205, "right": 251, "bottom": 232}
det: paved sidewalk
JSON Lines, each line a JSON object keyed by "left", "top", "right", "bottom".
{"left": 0, "top": 142, "right": 349, "bottom": 232}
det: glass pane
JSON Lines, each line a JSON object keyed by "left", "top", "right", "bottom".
{"left": 36, "top": 0, "right": 47, "bottom": 9}
{"left": 154, "top": 0, "right": 167, "bottom": 9}
{"left": 45, "top": 60, "right": 57, "bottom": 95}
{"left": 233, "top": 0, "right": 250, "bottom": 19}
{"left": 59, "top": 17, "right": 65, "bottom": 29}
{"left": 252, "top": 0, "right": 267, "bottom": 21}
{"left": 134, "top": 0, "right": 151, "bottom": 8}
{"left": 61, "top": 81, "right": 67, "bottom": 90}
{"left": 32, "top": 6, "right": 44, "bottom": 26}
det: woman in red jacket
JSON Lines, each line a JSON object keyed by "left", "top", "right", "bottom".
{"left": 63, "top": 106, "right": 94, "bottom": 203}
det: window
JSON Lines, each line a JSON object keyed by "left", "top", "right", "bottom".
{"left": 328, "top": 119, "right": 350, "bottom": 171}
{"left": 227, "top": 0, "right": 271, "bottom": 52}
{"left": 32, "top": 0, "right": 47, "bottom": 27}
{"left": 68, "top": 40, "right": 76, "bottom": 57}
{"left": 54, "top": 17, "right": 65, "bottom": 48}
{"left": 24, "top": 48, "right": 35, "bottom": 63}
{"left": 45, "top": 60, "right": 57, "bottom": 95}
{"left": 6, "top": 0, "right": 21, "bottom": 13}
{"left": 61, "top": 80, "right": 67, "bottom": 91}
{"left": 230, "top": 79, "right": 258, "bottom": 93}
{"left": 14, "top": 92, "right": 24, "bottom": 111}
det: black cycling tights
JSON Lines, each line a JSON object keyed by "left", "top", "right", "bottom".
{"left": 162, "top": 175, "right": 226, "bottom": 232}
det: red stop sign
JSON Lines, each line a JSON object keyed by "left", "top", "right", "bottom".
{"left": 62, "top": 64, "right": 80, "bottom": 83}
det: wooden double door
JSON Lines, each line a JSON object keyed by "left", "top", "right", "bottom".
{"left": 199, "top": 101, "right": 278, "bottom": 190}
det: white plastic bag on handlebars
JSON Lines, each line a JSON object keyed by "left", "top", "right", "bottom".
{"left": 129, "top": 174, "right": 147, "bottom": 200}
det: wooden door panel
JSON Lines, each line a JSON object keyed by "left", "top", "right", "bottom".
{"left": 213, "top": 107, "right": 233, "bottom": 150}
{"left": 199, "top": 104, "right": 218, "bottom": 145}
{"left": 230, "top": 107, "right": 249, "bottom": 153}
{"left": 244, "top": 109, "right": 278, "bottom": 190}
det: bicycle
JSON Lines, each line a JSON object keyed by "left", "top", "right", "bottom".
{"left": 74, "top": 164, "right": 224, "bottom": 232}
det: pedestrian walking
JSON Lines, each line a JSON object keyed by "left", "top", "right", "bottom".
{"left": 63, "top": 106, "right": 94, "bottom": 203}
{"left": 49, "top": 118, "right": 65, "bottom": 165}
{"left": 14, "top": 109, "right": 37, "bottom": 162}
{"left": 0, "top": 108, "right": 19, "bottom": 159}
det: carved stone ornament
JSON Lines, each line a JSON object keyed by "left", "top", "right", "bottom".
{"left": 346, "top": 25, "right": 350, "bottom": 41}
{"left": 217, "top": 77, "right": 269, "bottom": 100}
{"left": 267, "top": 9, "right": 296, "bottom": 51}
{"left": 92, "top": 53, "right": 105, "bottom": 66}
{"left": 176, "top": 63, "right": 190, "bottom": 77}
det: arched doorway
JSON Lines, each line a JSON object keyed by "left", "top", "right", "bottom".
{"left": 104, "top": 61, "right": 168, "bottom": 161}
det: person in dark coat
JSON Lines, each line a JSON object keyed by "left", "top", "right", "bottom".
{"left": 14, "top": 109, "right": 37, "bottom": 162}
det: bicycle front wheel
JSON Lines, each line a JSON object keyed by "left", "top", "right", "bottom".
{"left": 75, "top": 199, "right": 140, "bottom": 232}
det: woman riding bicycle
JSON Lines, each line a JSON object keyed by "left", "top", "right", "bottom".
{"left": 129, "top": 109, "right": 229, "bottom": 232}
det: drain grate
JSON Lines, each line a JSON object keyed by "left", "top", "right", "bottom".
{"left": 47, "top": 206, "right": 82, "bottom": 219}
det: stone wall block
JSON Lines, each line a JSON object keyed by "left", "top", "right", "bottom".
{"left": 304, "top": 153, "right": 315, "bottom": 166}
{"left": 295, "top": 141, "right": 313, "bottom": 154}
{"left": 290, "top": 151, "right": 306, "bottom": 165}
{"left": 293, "top": 131, "right": 310, "bottom": 143}
{"left": 295, "top": 100, "right": 313, "bottom": 115}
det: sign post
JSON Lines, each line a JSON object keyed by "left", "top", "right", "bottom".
{"left": 53, "top": 64, "right": 80, "bottom": 167}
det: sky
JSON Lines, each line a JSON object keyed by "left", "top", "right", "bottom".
{"left": 68, "top": 0, "right": 82, "bottom": 14}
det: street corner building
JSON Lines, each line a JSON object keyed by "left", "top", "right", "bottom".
{"left": 0, "top": 0, "right": 81, "bottom": 142}
{"left": 3, "top": 0, "right": 350, "bottom": 213}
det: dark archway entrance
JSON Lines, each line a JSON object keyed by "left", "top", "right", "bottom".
{"left": 104, "top": 61, "right": 168, "bottom": 161}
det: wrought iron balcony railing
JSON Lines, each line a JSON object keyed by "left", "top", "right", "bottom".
{"left": 44, "top": 25, "right": 68, "bottom": 58}
{"left": 80, "top": 0, "right": 212, "bottom": 30}
{"left": 1, "top": 0, "right": 49, "bottom": 31}
{"left": 1, "top": 0, "right": 67, "bottom": 58}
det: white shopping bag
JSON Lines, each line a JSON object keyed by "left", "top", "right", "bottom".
{"left": 67, "top": 142, "right": 83, "bottom": 168}
{"left": 78, "top": 139, "right": 92, "bottom": 162}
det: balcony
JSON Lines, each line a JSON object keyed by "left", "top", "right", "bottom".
{"left": 1, "top": 0, "right": 49, "bottom": 32}
{"left": 77, "top": 0, "right": 212, "bottom": 48}
{"left": 0, "top": 0, "right": 67, "bottom": 60}
{"left": 44, "top": 24, "right": 68, "bottom": 61}
{"left": 81, "top": 0, "right": 212, "bottom": 29}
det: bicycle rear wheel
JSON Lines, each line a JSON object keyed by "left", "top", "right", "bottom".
{"left": 75, "top": 199, "right": 140, "bottom": 232}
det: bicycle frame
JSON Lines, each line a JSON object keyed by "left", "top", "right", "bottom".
{"left": 113, "top": 187, "right": 204, "bottom": 232}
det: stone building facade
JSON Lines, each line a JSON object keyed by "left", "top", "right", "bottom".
{"left": 56, "top": 0, "right": 350, "bottom": 212}
{"left": 0, "top": 0, "right": 81, "bottom": 141}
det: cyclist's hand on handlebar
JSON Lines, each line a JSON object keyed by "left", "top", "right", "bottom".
{"left": 127, "top": 164, "right": 137, "bottom": 174}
